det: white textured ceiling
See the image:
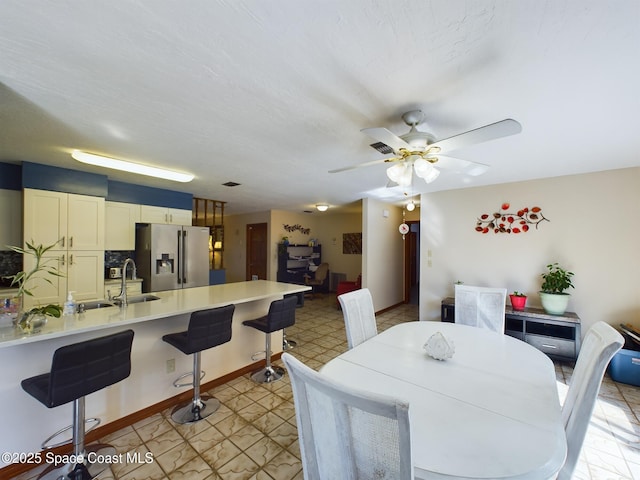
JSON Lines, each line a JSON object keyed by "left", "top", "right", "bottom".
{"left": 1, "top": 1, "right": 638, "bottom": 215}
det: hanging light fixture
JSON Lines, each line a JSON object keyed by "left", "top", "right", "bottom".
{"left": 406, "top": 201, "right": 416, "bottom": 211}
{"left": 386, "top": 162, "right": 412, "bottom": 187}
{"left": 386, "top": 157, "right": 440, "bottom": 187}
{"left": 316, "top": 204, "right": 329, "bottom": 212}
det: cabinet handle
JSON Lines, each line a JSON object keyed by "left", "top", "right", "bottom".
{"left": 69, "top": 236, "right": 73, "bottom": 248}
{"left": 170, "top": 214, "right": 173, "bottom": 223}
{"left": 61, "top": 236, "right": 65, "bottom": 248}
{"left": 541, "top": 344, "right": 558, "bottom": 349}
{"left": 61, "top": 254, "right": 65, "bottom": 266}
{"left": 69, "top": 254, "right": 73, "bottom": 265}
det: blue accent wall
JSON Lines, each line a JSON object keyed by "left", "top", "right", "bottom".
{"left": 22, "top": 161, "right": 108, "bottom": 197}
{"left": 107, "top": 180, "right": 192, "bottom": 210}
{"left": 13, "top": 162, "right": 191, "bottom": 209}
{"left": 0, "top": 163, "right": 22, "bottom": 190}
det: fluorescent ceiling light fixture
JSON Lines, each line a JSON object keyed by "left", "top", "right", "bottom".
{"left": 71, "top": 150, "right": 194, "bottom": 182}
{"left": 316, "top": 204, "right": 329, "bottom": 212}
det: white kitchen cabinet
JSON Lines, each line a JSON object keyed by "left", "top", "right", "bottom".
{"left": 23, "top": 189, "right": 104, "bottom": 251}
{"left": 0, "top": 189, "right": 22, "bottom": 250}
{"left": 140, "top": 205, "right": 192, "bottom": 225}
{"left": 22, "top": 189, "right": 105, "bottom": 308}
{"left": 105, "top": 201, "right": 141, "bottom": 250}
{"left": 22, "top": 250, "right": 104, "bottom": 308}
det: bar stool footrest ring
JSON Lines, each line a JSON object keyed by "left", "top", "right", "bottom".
{"left": 41, "top": 417, "right": 101, "bottom": 450}
{"left": 173, "top": 370, "right": 206, "bottom": 388}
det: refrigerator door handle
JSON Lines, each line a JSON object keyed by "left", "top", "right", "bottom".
{"left": 182, "top": 230, "right": 187, "bottom": 284}
{"left": 177, "top": 230, "right": 182, "bottom": 284}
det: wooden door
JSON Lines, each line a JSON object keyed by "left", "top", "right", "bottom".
{"left": 246, "top": 223, "right": 267, "bottom": 280}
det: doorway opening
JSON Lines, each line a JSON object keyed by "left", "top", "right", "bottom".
{"left": 246, "top": 223, "right": 267, "bottom": 280}
{"left": 403, "top": 221, "right": 420, "bottom": 304}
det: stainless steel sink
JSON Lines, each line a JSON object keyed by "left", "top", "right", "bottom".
{"left": 114, "top": 294, "right": 161, "bottom": 305}
{"left": 77, "top": 300, "right": 117, "bottom": 311}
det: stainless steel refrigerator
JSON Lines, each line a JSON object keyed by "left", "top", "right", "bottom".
{"left": 135, "top": 223, "right": 210, "bottom": 293}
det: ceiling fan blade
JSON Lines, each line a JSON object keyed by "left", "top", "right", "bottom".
{"left": 432, "top": 155, "right": 489, "bottom": 176}
{"left": 361, "top": 127, "right": 412, "bottom": 153}
{"left": 328, "top": 157, "right": 391, "bottom": 174}
{"left": 430, "top": 119, "right": 522, "bottom": 154}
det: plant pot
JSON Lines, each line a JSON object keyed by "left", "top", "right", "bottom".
{"left": 539, "top": 292, "right": 570, "bottom": 315}
{"left": 509, "top": 295, "right": 527, "bottom": 311}
{"left": 15, "top": 311, "right": 47, "bottom": 334}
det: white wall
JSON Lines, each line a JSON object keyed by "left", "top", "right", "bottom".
{"left": 363, "top": 198, "right": 405, "bottom": 311}
{"left": 419, "top": 167, "right": 640, "bottom": 338}
{"left": 224, "top": 211, "right": 270, "bottom": 283}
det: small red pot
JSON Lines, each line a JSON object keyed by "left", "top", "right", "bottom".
{"left": 509, "top": 295, "right": 527, "bottom": 311}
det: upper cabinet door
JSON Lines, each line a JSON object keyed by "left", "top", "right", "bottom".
{"left": 105, "top": 201, "right": 140, "bottom": 250}
{"left": 23, "top": 189, "right": 67, "bottom": 249}
{"left": 67, "top": 193, "right": 105, "bottom": 250}
{"left": 24, "top": 189, "right": 104, "bottom": 251}
{"left": 0, "top": 189, "right": 22, "bottom": 250}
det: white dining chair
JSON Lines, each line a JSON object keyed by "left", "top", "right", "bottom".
{"left": 338, "top": 287, "right": 378, "bottom": 349}
{"left": 281, "top": 352, "right": 413, "bottom": 480}
{"left": 454, "top": 284, "right": 507, "bottom": 333}
{"left": 556, "top": 321, "right": 624, "bottom": 480}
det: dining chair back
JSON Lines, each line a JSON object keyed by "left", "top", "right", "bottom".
{"left": 557, "top": 321, "right": 624, "bottom": 480}
{"left": 282, "top": 352, "right": 413, "bottom": 480}
{"left": 338, "top": 287, "right": 377, "bottom": 349}
{"left": 454, "top": 284, "right": 507, "bottom": 333}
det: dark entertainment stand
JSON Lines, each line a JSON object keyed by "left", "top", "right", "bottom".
{"left": 441, "top": 297, "right": 581, "bottom": 362}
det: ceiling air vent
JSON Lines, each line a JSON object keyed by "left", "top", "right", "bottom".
{"left": 222, "top": 181, "right": 241, "bottom": 187}
{"left": 370, "top": 142, "right": 393, "bottom": 154}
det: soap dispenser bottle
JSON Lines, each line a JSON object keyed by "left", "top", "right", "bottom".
{"left": 63, "top": 292, "right": 76, "bottom": 316}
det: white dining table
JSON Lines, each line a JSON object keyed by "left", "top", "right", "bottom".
{"left": 320, "top": 321, "right": 567, "bottom": 480}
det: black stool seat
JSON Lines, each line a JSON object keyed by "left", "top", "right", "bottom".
{"left": 162, "top": 304, "right": 235, "bottom": 424}
{"left": 242, "top": 296, "right": 297, "bottom": 383}
{"left": 22, "top": 329, "right": 134, "bottom": 480}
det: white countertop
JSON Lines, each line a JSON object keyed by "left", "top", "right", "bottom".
{"left": 0, "top": 280, "right": 309, "bottom": 349}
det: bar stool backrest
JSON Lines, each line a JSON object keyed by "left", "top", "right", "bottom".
{"left": 266, "top": 296, "right": 298, "bottom": 332}
{"left": 186, "top": 304, "right": 235, "bottom": 353}
{"left": 48, "top": 329, "right": 135, "bottom": 408}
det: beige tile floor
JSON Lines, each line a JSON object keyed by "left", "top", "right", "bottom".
{"left": 12, "top": 294, "right": 640, "bottom": 480}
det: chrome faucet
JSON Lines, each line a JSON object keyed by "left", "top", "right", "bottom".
{"left": 113, "top": 258, "right": 137, "bottom": 307}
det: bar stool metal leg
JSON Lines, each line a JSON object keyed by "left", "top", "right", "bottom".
{"left": 251, "top": 332, "right": 285, "bottom": 383}
{"left": 282, "top": 328, "right": 297, "bottom": 350}
{"left": 170, "top": 351, "right": 220, "bottom": 424}
{"left": 38, "top": 397, "right": 117, "bottom": 480}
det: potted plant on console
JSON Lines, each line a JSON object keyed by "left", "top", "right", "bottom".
{"left": 539, "top": 262, "right": 574, "bottom": 315}
{"left": 3, "top": 240, "right": 64, "bottom": 333}
{"left": 509, "top": 291, "right": 527, "bottom": 311}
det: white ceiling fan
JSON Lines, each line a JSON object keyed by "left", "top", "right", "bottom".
{"left": 330, "top": 110, "right": 522, "bottom": 187}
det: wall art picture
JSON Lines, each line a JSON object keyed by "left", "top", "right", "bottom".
{"left": 343, "top": 233, "right": 362, "bottom": 254}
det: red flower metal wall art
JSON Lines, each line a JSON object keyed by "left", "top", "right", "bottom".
{"left": 475, "top": 203, "right": 549, "bottom": 234}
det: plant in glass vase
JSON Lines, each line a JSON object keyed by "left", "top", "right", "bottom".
{"left": 3, "top": 240, "right": 64, "bottom": 333}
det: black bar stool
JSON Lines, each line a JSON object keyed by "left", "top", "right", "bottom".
{"left": 282, "top": 292, "right": 303, "bottom": 350}
{"left": 21, "top": 329, "right": 135, "bottom": 480}
{"left": 243, "top": 296, "right": 297, "bottom": 383}
{"left": 162, "top": 304, "right": 234, "bottom": 424}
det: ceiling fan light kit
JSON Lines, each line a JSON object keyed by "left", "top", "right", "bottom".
{"left": 330, "top": 110, "right": 522, "bottom": 190}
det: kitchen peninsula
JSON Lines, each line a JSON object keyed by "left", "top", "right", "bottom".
{"left": 0, "top": 280, "right": 310, "bottom": 467}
